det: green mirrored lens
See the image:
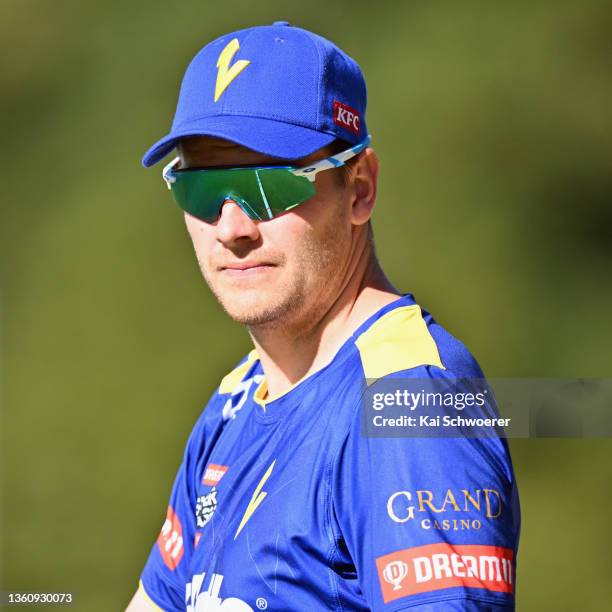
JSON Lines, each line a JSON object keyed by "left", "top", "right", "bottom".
{"left": 170, "top": 167, "right": 316, "bottom": 222}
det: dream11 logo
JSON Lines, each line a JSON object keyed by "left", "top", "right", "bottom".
{"left": 382, "top": 560, "right": 409, "bottom": 591}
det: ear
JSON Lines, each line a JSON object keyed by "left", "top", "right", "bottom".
{"left": 350, "top": 148, "right": 379, "bottom": 227}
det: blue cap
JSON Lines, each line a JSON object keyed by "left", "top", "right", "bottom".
{"left": 141, "top": 22, "right": 368, "bottom": 167}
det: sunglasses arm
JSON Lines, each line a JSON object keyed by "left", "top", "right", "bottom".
{"left": 162, "top": 157, "right": 181, "bottom": 189}
{"left": 291, "top": 135, "right": 371, "bottom": 182}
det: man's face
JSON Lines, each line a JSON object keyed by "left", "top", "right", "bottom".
{"left": 179, "top": 136, "right": 357, "bottom": 329}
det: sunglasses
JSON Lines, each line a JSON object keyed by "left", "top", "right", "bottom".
{"left": 162, "top": 136, "right": 371, "bottom": 223}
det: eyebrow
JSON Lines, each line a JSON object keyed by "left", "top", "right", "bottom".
{"left": 177, "top": 137, "right": 328, "bottom": 170}
{"left": 179, "top": 149, "right": 311, "bottom": 169}
{"left": 178, "top": 161, "right": 298, "bottom": 172}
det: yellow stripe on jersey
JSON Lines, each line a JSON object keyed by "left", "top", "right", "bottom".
{"left": 219, "top": 349, "right": 259, "bottom": 394}
{"left": 253, "top": 378, "right": 268, "bottom": 407}
{"left": 138, "top": 580, "right": 164, "bottom": 611}
{"left": 355, "top": 304, "right": 445, "bottom": 380}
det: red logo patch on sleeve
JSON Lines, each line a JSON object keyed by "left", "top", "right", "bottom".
{"left": 157, "top": 506, "right": 184, "bottom": 570}
{"left": 376, "top": 543, "right": 514, "bottom": 603}
{"left": 202, "top": 464, "right": 228, "bottom": 486}
{"left": 333, "top": 100, "right": 360, "bottom": 135}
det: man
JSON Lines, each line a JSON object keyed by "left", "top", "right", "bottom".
{"left": 127, "top": 22, "right": 520, "bottom": 611}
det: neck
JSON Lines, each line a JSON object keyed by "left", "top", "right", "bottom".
{"left": 248, "top": 229, "right": 400, "bottom": 399}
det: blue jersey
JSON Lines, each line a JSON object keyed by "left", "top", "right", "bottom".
{"left": 140, "top": 294, "right": 520, "bottom": 611}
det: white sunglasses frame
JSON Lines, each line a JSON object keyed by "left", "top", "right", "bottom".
{"left": 162, "top": 135, "right": 371, "bottom": 190}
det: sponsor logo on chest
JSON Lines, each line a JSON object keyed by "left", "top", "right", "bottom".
{"left": 196, "top": 488, "right": 218, "bottom": 528}
{"left": 186, "top": 572, "right": 254, "bottom": 611}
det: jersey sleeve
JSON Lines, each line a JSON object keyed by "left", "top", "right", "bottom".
{"left": 139, "top": 408, "right": 210, "bottom": 611}
{"left": 331, "top": 365, "right": 520, "bottom": 611}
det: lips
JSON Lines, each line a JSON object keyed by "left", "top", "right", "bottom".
{"left": 219, "top": 261, "right": 274, "bottom": 271}
{"left": 217, "top": 260, "right": 278, "bottom": 279}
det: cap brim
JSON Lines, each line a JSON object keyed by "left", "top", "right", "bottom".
{"left": 141, "top": 115, "right": 337, "bottom": 167}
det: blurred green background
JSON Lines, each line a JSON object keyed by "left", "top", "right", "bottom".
{"left": 1, "top": 0, "right": 611, "bottom": 609}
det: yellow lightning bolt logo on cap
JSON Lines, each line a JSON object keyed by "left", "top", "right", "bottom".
{"left": 234, "top": 460, "right": 276, "bottom": 539}
{"left": 214, "top": 38, "right": 251, "bottom": 103}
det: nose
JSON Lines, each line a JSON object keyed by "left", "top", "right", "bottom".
{"left": 215, "top": 198, "right": 260, "bottom": 245}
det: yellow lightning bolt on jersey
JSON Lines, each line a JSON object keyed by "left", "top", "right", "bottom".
{"left": 234, "top": 459, "right": 276, "bottom": 539}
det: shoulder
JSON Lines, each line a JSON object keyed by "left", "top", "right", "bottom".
{"left": 353, "top": 298, "right": 484, "bottom": 380}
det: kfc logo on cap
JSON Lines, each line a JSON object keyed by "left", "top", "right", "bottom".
{"left": 334, "top": 100, "right": 360, "bottom": 135}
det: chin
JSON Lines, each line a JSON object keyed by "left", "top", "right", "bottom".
{"left": 223, "top": 303, "right": 290, "bottom": 327}
{"left": 216, "top": 284, "right": 304, "bottom": 328}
